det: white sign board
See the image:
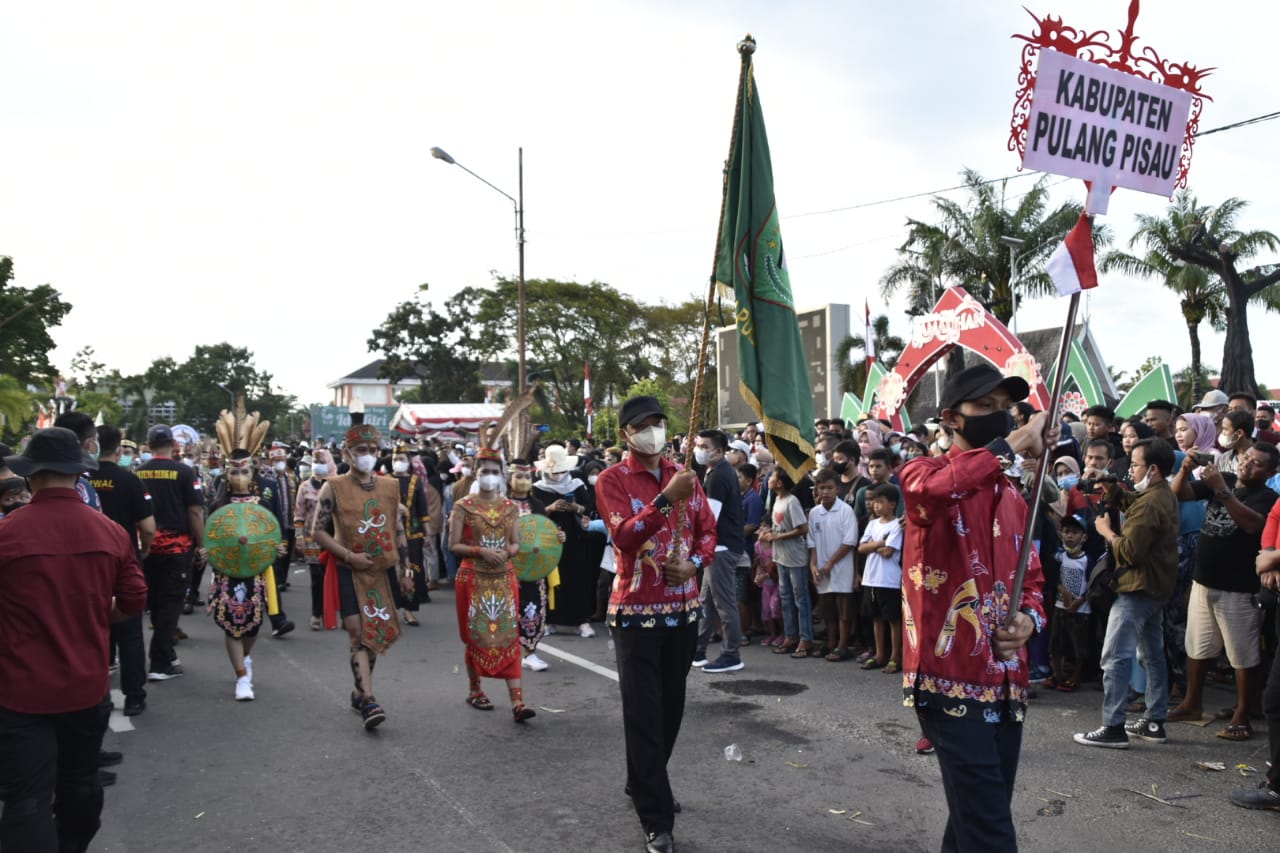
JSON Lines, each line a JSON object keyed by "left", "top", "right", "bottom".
{"left": 1023, "top": 49, "right": 1193, "bottom": 214}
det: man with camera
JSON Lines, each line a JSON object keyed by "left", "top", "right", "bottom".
{"left": 1074, "top": 438, "right": 1181, "bottom": 748}
{"left": 1165, "top": 443, "right": 1278, "bottom": 740}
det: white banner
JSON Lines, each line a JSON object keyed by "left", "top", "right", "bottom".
{"left": 1023, "top": 49, "right": 1193, "bottom": 214}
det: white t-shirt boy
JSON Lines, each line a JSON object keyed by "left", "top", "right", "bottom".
{"left": 807, "top": 498, "right": 859, "bottom": 594}
{"left": 860, "top": 515, "right": 903, "bottom": 589}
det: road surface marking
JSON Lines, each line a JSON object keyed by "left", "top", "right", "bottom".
{"left": 537, "top": 642, "right": 619, "bottom": 682}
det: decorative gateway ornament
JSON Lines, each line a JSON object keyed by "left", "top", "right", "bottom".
{"left": 513, "top": 513, "right": 562, "bottom": 582}
{"left": 205, "top": 502, "right": 282, "bottom": 579}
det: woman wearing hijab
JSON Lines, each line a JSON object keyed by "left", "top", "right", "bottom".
{"left": 534, "top": 444, "right": 597, "bottom": 638}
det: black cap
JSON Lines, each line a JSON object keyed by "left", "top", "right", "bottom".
{"left": 147, "top": 424, "right": 175, "bottom": 447}
{"left": 618, "top": 395, "right": 666, "bottom": 427}
{"left": 940, "top": 364, "right": 1030, "bottom": 412}
{"left": 5, "top": 427, "right": 99, "bottom": 476}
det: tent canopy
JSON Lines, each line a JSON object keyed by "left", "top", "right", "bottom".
{"left": 390, "top": 403, "right": 504, "bottom": 434}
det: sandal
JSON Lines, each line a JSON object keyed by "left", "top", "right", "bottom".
{"left": 1041, "top": 676, "right": 1060, "bottom": 690}
{"left": 512, "top": 704, "right": 536, "bottom": 723}
{"left": 1217, "top": 723, "right": 1253, "bottom": 741}
{"left": 790, "top": 644, "right": 814, "bottom": 659}
{"left": 825, "top": 647, "right": 850, "bottom": 662}
{"left": 860, "top": 658, "right": 886, "bottom": 671}
{"left": 855, "top": 650, "right": 876, "bottom": 665}
{"left": 882, "top": 660, "right": 900, "bottom": 674}
{"left": 361, "top": 700, "right": 386, "bottom": 730}
{"left": 401, "top": 611, "right": 419, "bottom": 626}
{"left": 773, "top": 641, "right": 798, "bottom": 655}
{"left": 1057, "top": 681, "right": 1078, "bottom": 693}
{"left": 466, "top": 692, "right": 494, "bottom": 711}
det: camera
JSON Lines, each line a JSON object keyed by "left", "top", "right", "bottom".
{"left": 1079, "top": 473, "right": 1119, "bottom": 495}
{"left": 1190, "top": 450, "right": 1215, "bottom": 467}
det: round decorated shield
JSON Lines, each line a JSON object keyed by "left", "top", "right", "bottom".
{"left": 205, "top": 502, "right": 281, "bottom": 579}
{"left": 514, "top": 513, "right": 562, "bottom": 582}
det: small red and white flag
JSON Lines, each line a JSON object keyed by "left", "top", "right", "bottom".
{"left": 584, "top": 363, "right": 593, "bottom": 435}
{"left": 1046, "top": 213, "right": 1099, "bottom": 297}
{"left": 864, "top": 299, "right": 876, "bottom": 369}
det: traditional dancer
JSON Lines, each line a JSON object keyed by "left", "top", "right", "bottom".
{"left": 294, "top": 447, "right": 335, "bottom": 630}
{"left": 308, "top": 413, "right": 414, "bottom": 730}
{"left": 391, "top": 443, "right": 432, "bottom": 623}
{"left": 507, "top": 458, "right": 565, "bottom": 672}
{"left": 449, "top": 447, "right": 535, "bottom": 721}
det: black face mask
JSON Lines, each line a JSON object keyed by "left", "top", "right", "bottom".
{"left": 956, "top": 410, "right": 1015, "bottom": 449}
{"left": 831, "top": 460, "right": 849, "bottom": 475}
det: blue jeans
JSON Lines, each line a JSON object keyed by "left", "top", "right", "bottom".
{"left": 777, "top": 564, "right": 813, "bottom": 643}
{"left": 1100, "top": 591, "right": 1168, "bottom": 725}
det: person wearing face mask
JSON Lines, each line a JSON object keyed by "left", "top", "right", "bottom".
{"left": 534, "top": 443, "right": 596, "bottom": 638}
{"left": 1213, "top": 409, "right": 1254, "bottom": 476}
{"left": 898, "top": 363, "right": 1053, "bottom": 847}
{"left": 0, "top": 477, "right": 31, "bottom": 517}
{"left": 389, "top": 445, "right": 433, "bottom": 625}
{"left": 1075, "top": 438, "right": 1180, "bottom": 749}
{"left": 53, "top": 412, "right": 104, "bottom": 512}
{"left": 595, "top": 395, "right": 718, "bottom": 853}
{"left": 295, "top": 448, "right": 336, "bottom": 630}
{"left": 307, "top": 414, "right": 415, "bottom": 730}
{"left": 690, "top": 429, "right": 746, "bottom": 673}
{"left": 267, "top": 446, "right": 297, "bottom": 596}
{"left": 507, "top": 459, "right": 566, "bottom": 672}
{"left": 449, "top": 448, "right": 535, "bottom": 722}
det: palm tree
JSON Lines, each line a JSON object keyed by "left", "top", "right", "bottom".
{"left": 1123, "top": 190, "right": 1280, "bottom": 395}
{"left": 1100, "top": 229, "right": 1227, "bottom": 402}
{"left": 881, "top": 168, "right": 1111, "bottom": 327}
{"left": 0, "top": 375, "right": 38, "bottom": 438}
{"left": 835, "top": 314, "right": 905, "bottom": 395}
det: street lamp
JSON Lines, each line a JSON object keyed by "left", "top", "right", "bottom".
{"left": 430, "top": 145, "right": 526, "bottom": 394}
{"left": 999, "top": 236, "right": 1027, "bottom": 336}
{"left": 0, "top": 289, "right": 62, "bottom": 330}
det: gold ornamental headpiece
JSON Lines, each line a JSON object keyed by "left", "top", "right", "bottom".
{"left": 214, "top": 392, "right": 271, "bottom": 460}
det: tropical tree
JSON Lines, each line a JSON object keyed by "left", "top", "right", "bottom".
{"left": 834, "top": 314, "right": 905, "bottom": 395}
{"left": 0, "top": 256, "right": 73, "bottom": 385}
{"left": 1120, "top": 191, "right": 1280, "bottom": 395}
{"left": 0, "top": 376, "right": 38, "bottom": 438}
{"left": 368, "top": 285, "right": 484, "bottom": 404}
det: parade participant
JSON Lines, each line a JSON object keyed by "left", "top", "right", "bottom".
{"left": 92, "top": 425, "right": 155, "bottom": 717}
{"left": 691, "top": 429, "right": 746, "bottom": 673}
{"left": 268, "top": 444, "right": 297, "bottom": 593}
{"left": 414, "top": 449, "right": 446, "bottom": 592}
{"left": 137, "top": 425, "right": 204, "bottom": 682}
{"left": 448, "top": 448, "right": 535, "bottom": 721}
{"left": 295, "top": 448, "right": 335, "bottom": 630}
{"left": 307, "top": 413, "right": 414, "bottom": 730}
{"left": 595, "top": 395, "right": 717, "bottom": 853}
{"left": 899, "top": 364, "right": 1050, "bottom": 852}
{"left": 507, "top": 458, "right": 564, "bottom": 672}
{"left": 0, "top": 477, "right": 30, "bottom": 517}
{"left": 205, "top": 408, "right": 290, "bottom": 700}
{"left": 0, "top": 428, "right": 148, "bottom": 852}
{"left": 535, "top": 443, "right": 597, "bottom": 637}
{"left": 390, "top": 444, "right": 432, "bottom": 624}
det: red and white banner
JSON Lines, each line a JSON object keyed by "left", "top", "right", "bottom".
{"left": 1046, "top": 213, "right": 1099, "bottom": 296}
{"left": 584, "top": 363, "right": 593, "bottom": 436}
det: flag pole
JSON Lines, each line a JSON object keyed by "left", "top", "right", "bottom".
{"left": 1005, "top": 290, "right": 1080, "bottom": 627}
{"left": 684, "top": 33, "right": 755, "bottom": 467}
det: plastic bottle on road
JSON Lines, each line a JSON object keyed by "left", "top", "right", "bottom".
{"left": 724, "top": 743, "right": 743, "bottom": 762}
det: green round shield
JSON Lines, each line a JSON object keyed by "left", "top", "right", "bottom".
{"left": 513, "top": 513, "right": 562, "bottom": 582}
{"left": 205, "top": 502, "right": 281, "bottom": 579}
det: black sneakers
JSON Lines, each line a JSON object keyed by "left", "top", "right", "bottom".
{"left": 146, "top": 665, "right": 184, "bottom": 682}
{"left": 1124, "top": 718, "right": 1168, "bottom": 743}
{"left": 1230, "top": 781, "right": 1280, "bottom": 811}
{"left": 1073, "top": 724, "right": 1130, "bottom": 749}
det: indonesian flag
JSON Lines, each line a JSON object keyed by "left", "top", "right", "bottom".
{"left": 584, "top": 363, "right": 593, "bottom": 435}
{"left": 864, "top": 299, "right": 875, "bottom": 370}
{"left": 1046, "top": 213, "right": 1099, "bottom": 296}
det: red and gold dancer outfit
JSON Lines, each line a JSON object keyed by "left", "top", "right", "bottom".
{"left": 449, "top": 447, "right": 534, "bottom": 722}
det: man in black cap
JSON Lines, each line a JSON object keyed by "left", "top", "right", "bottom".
{"left": 0, "top": 428, "right": 148, "bottom": 852}
{"left": 594, "top": 395, "right": 718, "bottom": 853}
{"left": 898, "top": 363, "right": 1053, "bottom": 852}
{"left": 136, "top": 425, "right": 204, "bottom": 681}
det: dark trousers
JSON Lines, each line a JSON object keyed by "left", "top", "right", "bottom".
{"left": 0, "top": 695, "right": 112, "bottom": 853}
{"left": 109, "top": 614, "right": 146, "bottom": 703}
{"left": 613, "top": 621, "right": 697, "bottom": 836}
{"left": 145, "top": 550, "right": 191, "bottom": 672}
{"left": 309, "top": 562, "right": 324, "bottom": 619}
{"left": 917, "top": 708, "right": 1023, "bottom": 853}
{"left": 1264, "top": 628, "right": 1280, "bottom": 790}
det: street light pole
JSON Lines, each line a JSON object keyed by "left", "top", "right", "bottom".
{"left": 431, "top": 145, "right": 526, "bottom": 394}
{"left": 999, "top": 236, "right": 1027, "bottom": 337}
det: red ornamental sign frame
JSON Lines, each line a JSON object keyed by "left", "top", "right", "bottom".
{"left": 1008, "top": 0, "right": 1212, "bottom": 212}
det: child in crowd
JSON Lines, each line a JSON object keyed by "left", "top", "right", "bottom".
{"left": 761, "top": 468, "right": 812, "bottom": 657}
{"left": 857, "top": 483, "right": 904, "bottom": 673}
{"left": 754, "top": 535, "right": 782, "bottom": 645}
{"left": 1047, "top": 513, "right": 1094, "bottom": 692}
{"left": 807, "top": 469, "right": 860, "bottom": 660}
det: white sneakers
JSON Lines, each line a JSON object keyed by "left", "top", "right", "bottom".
{"left": 244, "top": 656, "right": 253, "bottom": 680}
{"left": 578, "top": 623, "right": 596, "bottom": 638}
{"left": 235, "top": 675, "right": 255, "bottom": 701}
{"left": 523, "top": 653, "right": 549, "bottom": 671}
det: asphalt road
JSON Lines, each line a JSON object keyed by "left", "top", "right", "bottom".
{"left": 94, "top": 568, "right": 1276, "bottom": 852}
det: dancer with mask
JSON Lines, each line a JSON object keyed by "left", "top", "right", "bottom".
{"left": 390, "top": 444, "right": 432, "bottom": 625}
{"left": 295, "top": 448, "right": 336, "bottom": 630}
{"left": 506, "top": 459, "right": 566, "bottom": 671}
{"left": 307, "top": 414, "right": 414, "bottom": 730}
{"left": 899, "top": 364, "right": 1051, "bottom": 851}
{"left": 450, "top": 448, "right": 535, "bottom": 721}
{"left": 535, "top": 444, "right": 597, "bottom": 638}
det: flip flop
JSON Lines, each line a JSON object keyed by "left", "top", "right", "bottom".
{"left": 773, "top": 641, "right": 798, "bottom": 655}
{"left": 791, "top": 645, "right": 814, "bottom": 659}
{"left": 1217, "top": 723, "right": 1252, "bottom": 741}
{"left": 882, "top": 661, "right": 900, "bottom": 674}
{"left": 825, "top": 647, "right": 850, "bottom": 662}
{"left": 861, "top": 658, "right": 886, "bottom": 671}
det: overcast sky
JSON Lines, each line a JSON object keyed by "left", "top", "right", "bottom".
{"left": 5, "top": 1, "right": 1277, "bottom": 408}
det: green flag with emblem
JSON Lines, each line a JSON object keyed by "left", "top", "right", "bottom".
{"left": 713, "top": 37, "right": 815, "bottom": 481}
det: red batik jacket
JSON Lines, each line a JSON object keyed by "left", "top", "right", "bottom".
{"left": 898, "top": 444, "right": 1047, "bottom": 722}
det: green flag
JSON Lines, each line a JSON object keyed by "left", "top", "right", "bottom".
{"left": 714, "top": 40, "right": 815, "bottom": 481}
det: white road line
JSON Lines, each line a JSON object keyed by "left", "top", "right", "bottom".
{"left": 108, "top": 689, "right": 134, "bottom": 733}
{"left": 536, "top": 642, "right": 619, "bottom": 683}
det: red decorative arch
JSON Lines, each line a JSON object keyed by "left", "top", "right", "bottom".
{"left": 868, "top": 286, "right": 1050, "bottom": 429}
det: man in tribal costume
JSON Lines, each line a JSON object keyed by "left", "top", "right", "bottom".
{"left": 390, "top": 444, "right": 433, "bottom": 624}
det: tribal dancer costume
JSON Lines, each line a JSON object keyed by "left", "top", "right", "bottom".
{"left": 392, "top": 443, "right": 433, "bottom": 618}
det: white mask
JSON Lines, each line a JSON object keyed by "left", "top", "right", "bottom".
{"left": 1133, "top": 471, "right": 1152, "bottom": 492}
{"left": 273, "top": 461, "right": 286, "bottom": 473}
{"left": 628, "top": 424, "right": 666, "bottom": 455}
{"left": 299, "top": 465, "right": 311, "bottom": 479}
{"left": 587, "top": 474, "right": 599, "bottom": 486}
{"left": 693, "top": 448, "right": 712, "bottom": 466}
{"left": 354, "top": 454, "right": 377, "bottom": 474}
{"left": 393, "top": 460, "right": 410, "bottom": 474}
{"left": 478, "top": 473, "right": 502, "bottom": 492}
{"left": 312, "top": 463, "right": 330, "bottom": 478}
{"left": 181, "top": 457, "right": 195, "bottom": 468}
{"left": 460, "top": 466, "right": 472, "bottom": 478}
{"left": 1217, "top": 431, "right": 1236, "bottom": 450}
{"left": 815, "top": 451, "right": 827, "bottom": 467}
{"left": 544, "top": 470, "right": 568, "bottom": 483}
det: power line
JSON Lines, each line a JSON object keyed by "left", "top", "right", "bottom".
{"left": 1194, "top": 109, "right": 1280, "bottom": 137}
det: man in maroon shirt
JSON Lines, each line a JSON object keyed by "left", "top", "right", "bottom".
{"left": 0, "top": 428, "right": 148, "bottom": 853}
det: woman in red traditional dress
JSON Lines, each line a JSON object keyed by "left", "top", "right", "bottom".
{"left": 449, "top": 447, "right": 535, "bottom": 722}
